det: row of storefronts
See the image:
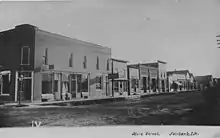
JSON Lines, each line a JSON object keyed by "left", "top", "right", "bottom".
{"left": 0, "top": 24, "right": 196, "bottom": 103}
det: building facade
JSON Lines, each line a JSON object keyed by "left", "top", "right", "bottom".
{"left": 111, "top": 58, "right": 128, "bottom": 96}
{"left": 127, "top": 62, "right": 159, "bottom": 94}
{"left": 0, "top": 24, "right": 112, "bottom": 103}
{"left": 167, "top": 70, "right": 193, "bottom": 91}
{"left": 195, "top": 75, "right": 213, "bottom": 91}
{"left": 144, "top": 60, "right": 167, "bottom": 93}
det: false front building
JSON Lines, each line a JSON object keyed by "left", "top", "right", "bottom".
{"left": 0, "top": 24, "right": 112, "bottom": 103}
{"left": 127, "top": 60, "right": 166, "bottom": 95}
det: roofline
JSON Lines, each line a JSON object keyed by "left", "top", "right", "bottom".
{"left": 157, "top": 60, "right": 167, "bottom": 64}
{"left": 37, "top": 29, "right": 111, "bottom": 50}
{"left": 127, "top": 63, "right": 157, "bottom": 69}
{"left": 111, "top": 58, "right": 129, "bottom": 63}
{"left": 13, "top": 24, "right": 111, "bottom": 50}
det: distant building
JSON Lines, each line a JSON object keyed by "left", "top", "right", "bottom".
{"left": 127, "top": 63, "right": 158, "bottom": 94}
{"left": 128, "top": 60, "right": 167, "bottom": 94}
{"left": 167, "top": 70, "right": 194, "bottom": 91}
{"left": 0, "top": 24, "right": 112, "bottom": 103}
{"left": 144, "top": 60, "right": 167, "bottom": 93}
{"left": 195, "top": 75, "right": 213, "bottom": 91}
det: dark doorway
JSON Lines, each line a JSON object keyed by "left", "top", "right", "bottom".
{"left": 2, "top": 74, "right": 10, "bottom": 95}
{"left": 23, "top": 79, "right": 31, "bottom": 101}
{"left": 152, "top": 79, "right": 156, "bottom": 92}
{"left": 71, "top": 75, "right": 77, "bottom": 98}
{"left": 143, "top": 77, "right": 147, "bottom": 92}
{"left": 162, "top": 80, "right": 165, "bottom": 92}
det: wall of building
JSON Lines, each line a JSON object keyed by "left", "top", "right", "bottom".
{"left": 113, "top": 61, "right": 127, "bottom": 79}
{"left": 0, "top": 25, "right": 36, "bottom": 101}
{"left": 34, "top": 29, "right": 112, "bottom": 101}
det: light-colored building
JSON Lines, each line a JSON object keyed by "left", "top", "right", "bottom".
{"left": 127, "top": 62, "right": 159, "bottom": 95}
{"left": 0, "top": 24, "right": 112, "bottom": 103}
{"left": 111, "top": 58, "right": 128, "bottom": 96}
{"left": 144, "top": 60, "right": 167, "bottom": 93}
{"left": 167, "top": 70, "right": 193, "bottom": 91}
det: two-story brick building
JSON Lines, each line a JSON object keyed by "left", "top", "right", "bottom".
{"left": 0, "top": 24, "right": 112, "bottom": 103}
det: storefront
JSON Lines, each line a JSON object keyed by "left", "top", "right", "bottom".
{"left": 40, "top": 70, "right": 89, "bottom": 102}
{"left": 0, "top": 70, "right": 11, "bottom": 96}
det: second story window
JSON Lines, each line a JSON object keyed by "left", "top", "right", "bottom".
{"left": 107, "top": 59, "right": 109, "bottom": 71}
{"left": 44, "top": 48, "right": 48, "bottom": 65}
{"left": 83, "top": 56, "right": 87, "bottom": 69}
{"left": 96, "top": 56, "right": 99, "bottom": 70}
{"left": 21, "top": 46, "right": 30, "bottom": 65}
{"left": 69, "top": 53, "right": 73, "bottom": 67}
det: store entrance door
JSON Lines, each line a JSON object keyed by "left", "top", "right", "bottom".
{"left": 16, "top": 71, "right": 33, "bottom": 102}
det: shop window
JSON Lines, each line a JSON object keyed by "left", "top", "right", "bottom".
{"left": 123, "top": 82, "right": 128, "bottom": 91}
{"left": 83, "top": 56, "right": 87, "bottom": 69}
{"left": 82, "top": 74, "right": 88, "bottom": 92}
{"left": 21, "top": 46, "right": 30, "bottom": 65}
{"left": 54, "top": 80, "right": 58, "bottom": 92}
{"left": 77, "top": 75, "right": 82, "bottom": 93}
{"left": 96, "top": 76, "right": 102, "bottom": 90}
{"left": 21, "top": 72, "right": 32, "bottom": 78}
{"left": 69, "top": 53, "right": 73, "bottom": 67}
{"left": 0, "top": 71, "right": 11, "bottom": 95}
{"left": 114, "top": 81, "right": 119, "bottom": 92}
{"left": 42, "top": 74, "right": 53, "bottom": 94}
{"left": 96, "top": 56, "right": 99, "bottom": 70}
{"left": 107, "top": 59, "right": 109, "bottom": 71}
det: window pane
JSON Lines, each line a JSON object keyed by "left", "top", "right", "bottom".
{"left": 96, "top": 56, "right": 99, "bottom": 70}
{"left": 107, "top": 59, "right": 109, "bottom": 70}
{"left": 54, "top": 80, "right": 58, "bottom": 92}
{"left": 77, "top": 75, "right": 82, "bottom": 93}
{"left": 2, "top": 73, "right": 10, "bottom": 94}
{"left": 82, "top": 75, "right": 88, "bottom": 92}
{"left": 21, "top": 72, "right": 32, "bottom": 77}
{"left": 69, "top": 53, "right": 73, "bottom": 67}
{"left": 42, "top": 73, "right": 52, "bottom": 94}
{"left": 44, "top": 48, "right": 48, "bottom": 65}
{"left": 114, "top": 81, "right": 118, "bottom": 92}
{"left": 96, "top": 76, "right": 102, "bottom": 89}
{"left": 83, "top": 56, "right": 87, "bottom": 69}
{"left": 21, "top": 47, "right": 30, "bottom": 65}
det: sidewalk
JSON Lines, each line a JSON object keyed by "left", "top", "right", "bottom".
{"left": 0, "top": 90, "right": 198, "bottom": 108}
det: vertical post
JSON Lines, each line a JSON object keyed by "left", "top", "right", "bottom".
{"left": 127, "top": 66, "right": 130, "bottom": 96}
{"left": 60, "top": 72, "right": 63, "bottom": 100}
{"left": 31, "top": 71, "right": 34, "bottom": 103}
{"left": 138, "top": 63, "right": 141, "bottom": 93}
{"left": 111, "top": 59, "right": 114, "bottom": 97}
{"left": 88, "top": 73, "right": 90, "bottom": 97}
{"left": 15, "top": 72, "right": 18, "bottom": 102}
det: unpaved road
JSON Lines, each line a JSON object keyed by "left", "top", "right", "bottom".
{"left": 0, "top": 91, "right": 208, "bottom": 127}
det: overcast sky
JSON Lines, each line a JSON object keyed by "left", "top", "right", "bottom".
{"left": 0, "top": 0, "right": 220, "bottom": 77}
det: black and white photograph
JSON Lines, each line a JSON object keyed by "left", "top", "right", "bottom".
{"left": 0, "top": 0, "right": 220, "bottom": 128}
